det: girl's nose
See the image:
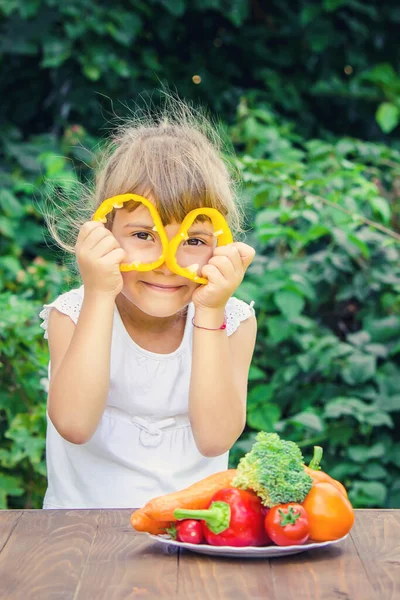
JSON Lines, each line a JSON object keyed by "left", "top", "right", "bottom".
{"left": 153, "top": 260, "right": 174, "bottom": 276}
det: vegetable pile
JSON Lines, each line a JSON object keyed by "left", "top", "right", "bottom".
{"left": 130, "top": 432, "right": 355, "bottom": 548}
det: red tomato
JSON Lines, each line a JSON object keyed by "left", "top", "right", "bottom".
{"left": 265, "top": 503, "right": 309, "bottom": 546}
{"left": 176, "top": 520, "right": 204, "bottom": 544}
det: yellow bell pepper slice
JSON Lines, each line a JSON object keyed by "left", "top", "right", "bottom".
{"left": 92, "top": 196, "right": 233, "bottom": 283}
{"left": 165, "top": 208, "right": 233, "bottom": 284}
{"left": 92, "top": 193, "right": 169, "bottom": 272}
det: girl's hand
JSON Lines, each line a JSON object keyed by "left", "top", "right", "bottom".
{"left": 75, "top": 221, "right": 126, "bottom": 297}
{"left": 192, "top": 242, "right": 256, "bottom": 311}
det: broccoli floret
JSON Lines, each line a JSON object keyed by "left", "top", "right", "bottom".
{"left": 232, "top": 432, "right": 313, "bottom": 507}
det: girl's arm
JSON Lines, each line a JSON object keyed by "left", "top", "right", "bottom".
{"left": 47, "top": 292, "right": 115, "bottom": 444}
{"left": 189, "top": 306, "right": 257, "bottom": 457}
{"left": 47, "top": 220, "right": 126, "bottom": 444}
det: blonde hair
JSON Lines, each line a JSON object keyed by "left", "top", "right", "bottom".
{"left": 44, "top": 95, "right": 244, "bottom": 257}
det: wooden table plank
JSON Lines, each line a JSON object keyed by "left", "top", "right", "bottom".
{"left": 0, "top": 511, "right": 23, "bottom": 553}
{"left": 175, "top": 529, "right": 375, "bottom": 600}
{"left": 0, "top": 509, "right": 101, "bottom": 600}
{"left": 74, "top": 510, "right": 179, "bottom": 599}
{"left": 269, "top": 532, "right": 374, "bottom": 600}
{"left": 0, "top": 509, "right": 398, "bottom": 600}
{"left": 176, "top": 550, "right": 277, "bottom": 600}
{"left": 351, "top": 509, "right": 400, "bottom": 600}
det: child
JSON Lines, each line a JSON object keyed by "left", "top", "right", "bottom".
{"left": 39, "top": 102, "right": 257, "bottom": 509}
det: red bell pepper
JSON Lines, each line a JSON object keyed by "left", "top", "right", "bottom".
{"left": 173, "top": 487, "right": 270, "bottom": 547}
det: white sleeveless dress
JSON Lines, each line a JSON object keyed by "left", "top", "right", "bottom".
{"left": 39, "top": 285, "right": 255, "bottom": 509}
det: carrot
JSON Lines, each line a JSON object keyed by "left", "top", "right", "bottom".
{"left": 130, "top": 509, "right": 172, "bottom": 535}
{"left": 142, "top": 469, "right": 237, "bottom": 522}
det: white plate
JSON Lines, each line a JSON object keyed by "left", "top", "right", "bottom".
{"left": 147, "top": 533, "right": 349, "bottom": 558}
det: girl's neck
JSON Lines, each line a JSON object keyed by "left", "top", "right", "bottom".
{"left": 115, "top": 293, "right": 187, "bottom": 335}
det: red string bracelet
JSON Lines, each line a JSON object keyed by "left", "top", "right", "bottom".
{"left": 192, "top": 315, "right": 227, "bottom": 331}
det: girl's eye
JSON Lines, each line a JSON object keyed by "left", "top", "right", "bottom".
{"left": 132, "top": 231, "right": 153, "bottom": 242}
{"left": 186, "top": 237, "right": 206, "bottom": 246}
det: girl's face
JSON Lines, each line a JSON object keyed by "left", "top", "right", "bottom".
{"left": 111, "top": 203, "right": 216, "bottom": 318}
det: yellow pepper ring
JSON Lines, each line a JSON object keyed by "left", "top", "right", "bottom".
{"left": 92, "top": 193, "right": 169, "bottom": 272}
{"left": 92, "top": 195, "right": 233, "bottom": 283}
{"left": 165, "top": 207, "right": 233, "bottom": 284}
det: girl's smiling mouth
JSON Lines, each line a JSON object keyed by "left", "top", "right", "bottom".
{"left": 141, "top": 282, "right": 185, "bottom": 292}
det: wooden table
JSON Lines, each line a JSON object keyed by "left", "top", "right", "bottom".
{"left": 0, "top": 509, "right": 398, "bottom": 599}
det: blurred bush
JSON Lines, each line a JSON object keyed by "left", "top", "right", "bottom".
{"left": 228, "top": 101, "right": 400, "bottom": 509}
{"left": 2, "top": 0, "right": 400, "bottom": 137}
{"left": 0, "top": 1, "right": 399, "bottom": 508}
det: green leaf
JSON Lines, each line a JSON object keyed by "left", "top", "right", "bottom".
{"left": 329, "top": 462, "right": 360, "bottom": 480}
{"left": 300, "top": 5, "right": 321, "bottom": 25}
{"left": 364, "top": 316, "right": 400, "bottom": 342}
{"left": 349, "top": 481, "right": 387, "bottom": 507}
{"left": 255, "top": 209, "right": 281, "bottom": 225}
{"left": 364, "top": 344, "right": 388, "bottom": 358}
{"left": 0, "top": 256, "right": 21, "bottom": 277}
{"left": 260, "top": 271, "right": 285, "bottom": 293}
{"left": 288, "top": 412, "right": 324, "bottom": 432}
{"left": 346, "top": 331, "right": 370, "bottom": 347}
{"left": 257, "top": 225, "right": 288, "bottom": 241}
{"left": 82, "top": 64, "right": 101, "bottom": 81}
{"left": 342, "top": 353, "right": 376, "bottom": 385}
{"left": 369, "top": 197, "right": 391, "bottom": 224}
{"left": 333, "top": 228, "right": 370, "bottom": 258}
{"left": 0, "top": 473, "right": 24, "bottom": 508}
{"left": 248, "top": 365, "right": 265, "bottom": 381}
{"left": 0, "top": 190, "right": 24, "bottom": 217}
{"left": 273, "top": 289, "right": 305, "bottom": 320}
{"left": 158, "top": 0, "right": 186, "bottom": 17}
{"left": 0, "top": 217, "right": 16, "bottom": 238}
{"left": 359, "top": 463, "right": 388, "bottom": 480}
{"left": 267, "top": 316, "right": 293, "bottom": 343}
{"left": 348, "top": 443, "right": 386, "bottom": 463}
{"left": 297, "top": 353, "right": 314, "bottom": 372}
{"left": 281, "top": 364, "right": 300, "bottom": 383}
{"left": 225, "top": 0, "right": 249, "bottom": 26}
{"left": 346, "top": 234, "right": 370, "bottom": 259}
{"left": 247, "top": 403, "right": 281, "bottom": 431}
{"left": 41, "top": 39, "right": 71, "bottom": 68}
{"left": 323, "top": 0, "right": 347, "bottom": 11}
{"left": 288, "top": 274, "right": 316, "bottom": 301}
{"left": 377, "top": 395, "right": 400, "bottom": 412}
{"left": 364, "top": 412, "right": 393, "bottom": 428}
{"left": 247, "top": 384, "right": 275, "bottom": 409}
{"left": 324, "top": 397, "right": 383, "bottom": 425}
{"left": 376, "top": 103, "right": 400, "bottom": 134}
{"left": 236, "top": 281, "right": 262, "bottom": 304}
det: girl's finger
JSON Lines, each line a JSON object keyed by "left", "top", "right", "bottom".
{"left": 86, "top": 228, "right": 116, "bottom": 252}
{"left": 77, "top": 224, "right": 113, "bottom": 252}
{"left": 201, "top": 263, "right": 228, "bottom": 286}
{"left": 212, "top": 245, "right": 242, "bottom": 273}
{"left": 101, "top": 247, "right": 127, "bottom": 265}
{"left": 207, "top": 254, "right": 236, "bottom": 281}
{"left": 93, "top": 235, "right": 122, "bottom": 258}
{"left": 76, "top": 221, "right": 105, "bottom": 247}
{"left": 231, "top": 242, "right": 256, "bottom": 270}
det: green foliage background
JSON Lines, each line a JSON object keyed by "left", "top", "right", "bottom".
{"left": 1, "top": 0, "right": 399, "bottom": 509}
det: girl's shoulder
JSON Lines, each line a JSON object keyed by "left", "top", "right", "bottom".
{"left": 225, "top": 297, "right": 255, "bottom": 337}
{"left": 38, "top": 287, "right": 255, "bottom": 339}
{"left": 39, "top": 285, "right": 84, "bottom": 340}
